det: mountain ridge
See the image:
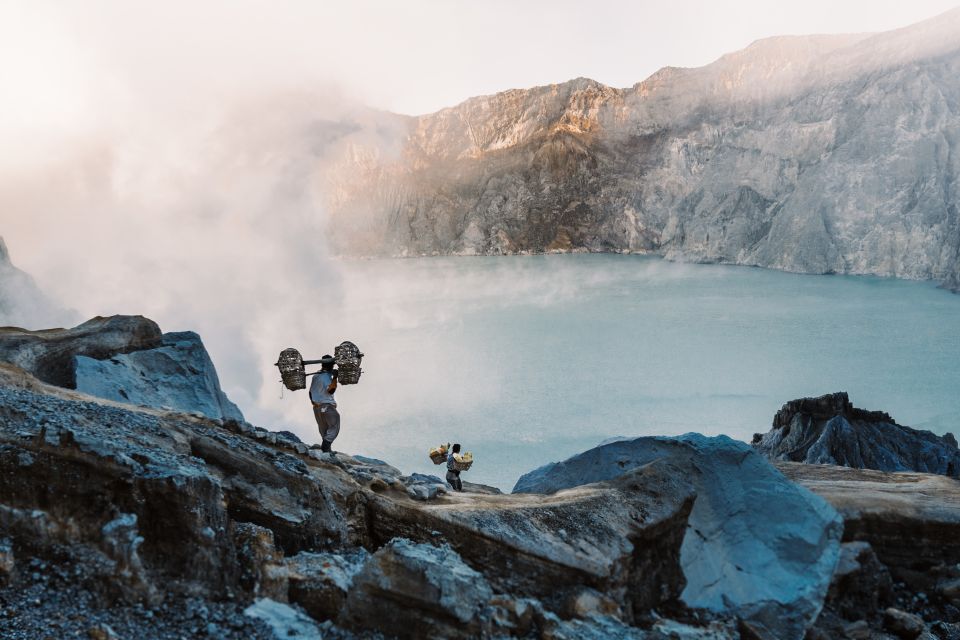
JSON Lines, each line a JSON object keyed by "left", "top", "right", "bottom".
{"left": 323, "top": 8, "right": 960, "bottom": 291}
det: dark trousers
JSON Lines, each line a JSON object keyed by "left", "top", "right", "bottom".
{"left": 446, "top": 469, "right": 462, "bottom": 492}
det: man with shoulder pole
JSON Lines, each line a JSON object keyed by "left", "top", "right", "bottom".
{"left": 446, "top": 443, "right": 464, "bottom": 492}
{"left": 310, "top": 355, "right": 340, "bottom": 453}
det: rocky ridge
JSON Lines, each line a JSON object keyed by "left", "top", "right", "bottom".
{"left": 323, "top": 9, "right": 960, "bottom": 292}
{"left": 753, "top": 392, "right": 960, "bottom": 476}
{"left": 0, "top": 346, "right": 705, "bottom": 638}
{"left": 1, "top": 318, "right": 960, "bottom": 639}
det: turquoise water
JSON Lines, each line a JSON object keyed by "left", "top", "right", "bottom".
{"left": 301, "top": 254, "right": 960, "bottom": 490}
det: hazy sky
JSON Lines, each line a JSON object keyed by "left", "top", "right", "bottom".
{"left": 1, "top": 0, "right": 959, "bottom": 125}
{"left": 2, "top": 0, "right": 959, "bottom": 442}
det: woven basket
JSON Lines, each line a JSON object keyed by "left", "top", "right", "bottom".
{"left": 276, "top": 348, "right": 306, "bottom": 391}
{"left": 452, "top": 453, "right": 473, "bottom": 472}
{"left": 334, "top": 341, "right": 363, "bottom": 385}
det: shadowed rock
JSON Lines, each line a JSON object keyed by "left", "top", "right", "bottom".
{"left": 754, "top": 392, "right": 960, "bottom": 477}
{"left": 513, "top": 434, "right": 843, "bottom": 640}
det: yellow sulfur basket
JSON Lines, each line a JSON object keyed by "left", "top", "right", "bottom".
{"left": 428, "top": 443, "right": 450, "bottom": 465}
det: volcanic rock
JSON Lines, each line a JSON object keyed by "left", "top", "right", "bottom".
{"left": 753, "top": 392, "right": 960, "bottom": 476}
{"left": 0, "top": 316, "right": 243, "bottom": 421}
{"left": 0, "top": 316, "right": 162, "bottom": 388}
{"left": 367, "top": 460, "right": 696, "bottom": 621}
{"left": 513, "top": 434, "right": 843, "bottom": 640}
{"left": 778, "top": 461, "right": 960, "bottom": 594}
{"left": 341, "top": 538, "right": 493, "bottom": 639}
{"left": 74, "top": 331, "right": 244, "bottom": 422}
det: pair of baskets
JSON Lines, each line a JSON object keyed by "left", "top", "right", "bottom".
{"left": 427, "top": 443, "right": 473, "bottom": 471}
{"left": 275, "top": 342, "right": 364, "bottom": 391}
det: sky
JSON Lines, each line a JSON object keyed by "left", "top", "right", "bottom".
{"left": 1, "top": 0, "right": 959, "bottom": 123}
{"left": 1, "top": 0, "right": 959, "bottom": 447}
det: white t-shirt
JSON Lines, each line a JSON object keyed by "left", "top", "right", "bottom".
{"left": 309, "top": 371, "right": 337, "bottom": 406}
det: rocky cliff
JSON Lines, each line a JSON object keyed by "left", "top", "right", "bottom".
{"left": 325, "top": 9, "right": 960, "bottom": 291}
{"left": 752, "top": 392, "right": 960, "bottom": 476}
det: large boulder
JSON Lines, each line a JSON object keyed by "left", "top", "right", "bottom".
{"left": 753, "top": 392, "right": 960, "bottom": 476}
{"left": 513, "top": 434, "right": 844, "bottom": 640}
{"left": 0, "top": 317, "right": 244, "bottom": 422}
{"left": 74, "top": 331, "right": 244, "bottom": 422}
{"left": 0, "top": 315, "right": 162, "bottom": 388}
{"left": 367, "top": 460, "right": 696, "bottom": 621}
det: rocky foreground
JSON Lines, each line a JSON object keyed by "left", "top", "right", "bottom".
{"left": 0, "top": 317, "right": 959, "bottom": 639}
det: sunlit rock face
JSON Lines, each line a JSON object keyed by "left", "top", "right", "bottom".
{"left": 326, "top": 9, "right": 960, "bottom": 289}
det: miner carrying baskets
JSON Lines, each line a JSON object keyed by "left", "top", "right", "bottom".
{"left": 275, "top": 341, "right": 363, "bottom": 453}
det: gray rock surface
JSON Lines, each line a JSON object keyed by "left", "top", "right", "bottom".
{"left": 778, "top": 461, "right": 960, "bottom": 595}
{"left": 74, "top": 331, "right": 244, "bottom": 422}
{"left": 0, "top": 315, "right": 162, "bottom": 388}
{"left": 342, "top": 538, "right": 493, "bottom": 639}
{"left": 0, "top": 316, "right": 244, "bottom": 422}
{"left": 323, "top": 9, "right": 960, "bottom": 291}
{"left": 513, "top": 433, "right": 844, "bottom": 640}
{"left": 754, "top": 392, "right": 960, "bottom": 476}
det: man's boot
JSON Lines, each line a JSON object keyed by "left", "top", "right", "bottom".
{"left": 320, "top": 440, "right": 332, "bottom": 453}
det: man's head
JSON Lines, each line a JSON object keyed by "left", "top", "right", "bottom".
{"left": 320, "top": 355, "right": 335, "bottom": 371}
{"left": 452, "top": 443, "right": 461, "bottom": 453}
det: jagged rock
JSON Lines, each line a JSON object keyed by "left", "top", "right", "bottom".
{"left": 778, "top": 462, "right": 960, "bottom": 594}
{"left": 753, "top": 392, "right": 960, "bottom": 476}
{"left": 341, "top": 538, "right": 493, "bottom": 639}
{"left": 367, "top": 461, "right": 696, "bottom": 621}
{"left": 0, "top": 316, "right": 162, "bottom": 388}
{"left": 827, "top": 542, "right": 894, "bottom": 620}
{"left": 286, "top": 549, "right": 368, "bottom": 622}
{"left": 233, "top": 523, "right": 288, "bottom": 601}
{"left": 100, "top": 513, "right": 158, "bottom": 605}
{"left": 0, "top": 367, "right": 364, "bottom": 602}
{"left": 74, "top": 331, "right": 244, "bottom": 422}
{"left": 323, "top": 11, "right": 960, "bottom": 293}
{"left": 885, "top": 607, "right": 926, "bottom": 639}
{"left": 513, "top": 434, "right": 843, "bottom": 640}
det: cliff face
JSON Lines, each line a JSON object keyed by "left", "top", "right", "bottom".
{"left": 325, "top": 9, "right": 960, "bottom": 290}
